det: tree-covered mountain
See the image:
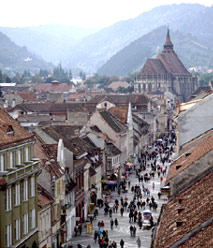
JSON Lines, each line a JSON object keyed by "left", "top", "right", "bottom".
{"left": 0, "top": 31, "right": 52, "bottom": 73}
{"left": 64, "top": 3, "right": 213, "bottom": 73}
{"left": 98, "top": 26, "right": 213, "bottom": 76}
{"left": 0, "top": 25, "right": 100, "bottom": 64}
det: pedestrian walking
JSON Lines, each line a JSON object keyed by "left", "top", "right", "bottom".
{"left": 110, "top": 218, "right": 114, "bottom": 230}
{"left": 94, "top": 230, "right": 98, "bottom": 243}
{"left": 133, "top": 226, "right": 136, "bottom": 237}
{"left": 130, "top": 225, "right": 133, "bottom": 237}
{"left": 112, "top": 241, "right": 117, "bottom": 248}
{"left": 120, "top": 238, "right": 125, "bottom": 248}
{"left": 120, "top": 207, "right": 124, "bottom": 216}
{"left": 74, "top": 226, "right": 78, "bottom": 236}
{"left": 137, "top": 237, "right": 141, "bottom": 248}
{"left": 78, "top": 223, "right": 82, "bottom": 235}
{"left": 77, "top": 244, "right": 82, "bottom": 248}
{"left": 115, "top": 218, "right": 119, "bottom": 227}
{"left": 160, "top": 176, "right": 163, "bottom": 185}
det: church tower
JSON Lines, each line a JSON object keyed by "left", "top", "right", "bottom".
{"left": 163, "top": 29, "right": 174, "bottom": 50}
{"left": 134, "top": 27, "right": 198, "bottom": 102}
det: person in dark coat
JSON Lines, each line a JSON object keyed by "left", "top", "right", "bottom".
{"left": 120, "top": 238, "right": 125, "bottom": 248}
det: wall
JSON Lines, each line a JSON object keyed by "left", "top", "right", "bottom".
{"left": 176, "top": 94, "right": 213, "bottom": 149}
{"left": 170, "top": 151, "right": 213, "bottom": 196}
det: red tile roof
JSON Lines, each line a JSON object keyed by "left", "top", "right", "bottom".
{"left": 34, "top": 135, "right": 64, "bottom": 179}
{"left": 0, "top": 107, "right": 34, "bottom": 148}
{"left": 88, "top": 94, "right": 149, "bottom": 105}
{"left": 109, "top": 106, "right": 128, "bottom": 125}
{"left": 141, "top": 59, "right": 168, "bottom": 75}
{"left": 153, "top": 170, "right": 213, "bottom": 248}
{"left": 37, "top": 184, "right": 54, "bottom": 208}
{"left": 165, "top": 134, "right": 213, "bottom": 185}
{"left": 34, "top": 82, "right": 73, "bottom": 93}
{"left": 18, "top": 91, "right": 36, "bottom": 101}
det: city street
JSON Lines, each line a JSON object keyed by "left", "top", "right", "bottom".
{"left": 71, "top": 144, "right": 174, "bottom": 248}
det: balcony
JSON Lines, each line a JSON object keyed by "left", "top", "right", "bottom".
{"left": 5, "top": 159, "right": 40, "bottom": 182}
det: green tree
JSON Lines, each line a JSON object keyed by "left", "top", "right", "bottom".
{"left": 199, "top": 72, "right": 213, "bottom": 86}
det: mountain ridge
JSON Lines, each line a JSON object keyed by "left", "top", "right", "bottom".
{"left": 0, "top": 31, "right": 52, "bottom": 73}
{"left": 97, "top": 26, "right": 213, "bottom": 76}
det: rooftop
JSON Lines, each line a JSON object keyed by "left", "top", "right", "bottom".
{"left": 153, "top": 169, "right": 213, "bottom": 248}
{"left": 165, "top": 134, "right": 213, "bottom": 185}
{"left": 0, "top": 107, "right": 33, "bottom": 148}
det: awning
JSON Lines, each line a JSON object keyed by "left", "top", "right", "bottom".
{"left": 126, "top": 162, "right": 133, "bottom": 166}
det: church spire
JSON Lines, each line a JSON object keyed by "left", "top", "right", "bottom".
{"left": 164, "top": 28, "right": 173, "bottom": 50}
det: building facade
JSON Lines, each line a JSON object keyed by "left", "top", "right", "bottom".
{"left": 0, "top": 108, "right": 40, "bottom": 248}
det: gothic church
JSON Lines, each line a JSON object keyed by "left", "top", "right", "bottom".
{"left": 134, "top": 29, "right": 198, "bottom": 102}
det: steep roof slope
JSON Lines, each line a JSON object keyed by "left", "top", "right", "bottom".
{"left": 153, "top": 169, "right": 213, "bottom": 248}
{"left": 0, "top": 107, "right": 33, "bottom": 148}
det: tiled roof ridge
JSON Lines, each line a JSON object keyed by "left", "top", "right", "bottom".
{"left": 166, "top": 134, "right": 213, "bottom": 184}
{"left": 170, "top": 217, "right": 213, "bottom": 248}
{"left": 107, "top": 110, "right": 126, "bottom": 128}
{"left": 99, "top": 110, "right": 125, "bottom": 133}
{"left": 169, "top": 166, "right": 213, "bottom": 202}
{"left": 37, "top": 183, "right": 54, "bottom": 201}
{"left": 181, "top": 128, "right": 213, "bottom": 150}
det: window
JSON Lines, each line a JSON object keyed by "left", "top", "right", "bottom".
{"left": 0, "top": 154, "right": 5, "bottom": 171}
{"left": 22, "top": 213, "right": 28, "bottom": 235}
{"left": 9, "top": 151, "right": 14, "bottom": 168}
{"left": 22, "top": 180, "right": 28, "bottom": 201}
{"left": 46, "top": 213, "right": 50, "bottom": 230}
{"left": 6, "top": 188, "right": 12, "bottom": 211}
{"left": 25, "top": 147, "right": 29, "bottom": 162}
{"left": 14, "top": 184, "right": 20, "bottom": 206}
{"left": 14, "top": 219, "right": 21, "bottom": 241}
{"left": 30, "top": 209, "right": 35, "bottom": 229}
{"left": 30, "top": 177, "right": 35, "bottom": 197}
{"left": 17, "top": 149, "right": 22, "bottom": 165}
{"left": 5, "top": 224, "right": 12, "bottom": 247}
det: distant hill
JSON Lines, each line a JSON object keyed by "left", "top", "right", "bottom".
{"left": 1, "top": 4, "right": 213, "bottom": 74}
{"left": 0, "top": 25, "right": 100, "bottom": 64}
{"left": 98, "top": 26, "right": 213, "bottom": 76}
{"left": 0, "top": 31, "right": 52, "bottom": 73}
{"left": 64, "top": 3, "right": 213, "bottom": 72}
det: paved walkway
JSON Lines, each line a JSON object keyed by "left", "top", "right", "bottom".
{"left": 71, "top": 148, "right": 175, "bottom": 248}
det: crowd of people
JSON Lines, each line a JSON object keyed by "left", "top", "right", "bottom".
{"left": 74, "top": 132, "right": 176, "bottom": 248}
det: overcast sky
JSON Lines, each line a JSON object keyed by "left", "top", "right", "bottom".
{"left": 1, "top": 0, "right": 212, "bottom": 28}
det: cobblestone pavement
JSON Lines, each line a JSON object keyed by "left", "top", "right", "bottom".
{"left": 71, "top": 150, "right": 174, "bottom": 248}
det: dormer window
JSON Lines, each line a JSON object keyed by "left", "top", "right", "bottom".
{"left": 7, "top": 125, "right": 14, "bottom": 134}
{"left": 104, "top": 102, "right": 107, "bottom": 108}
{"left": 178, "top": 208, "right": 184, "bottom": 214}
{"left": 176, "top": 221, "right": 184, "bottom": 227}
{"left": 176, "top": 165, "right": 181, "bottom": 170}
